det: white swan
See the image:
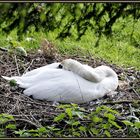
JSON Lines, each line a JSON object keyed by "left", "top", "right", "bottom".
{"left": 2, "top": 59, "right": 118, "bottom": 104}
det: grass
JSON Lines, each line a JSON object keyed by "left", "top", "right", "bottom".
{"left": 0, "top": 16, "right": 140, "bottom": 70}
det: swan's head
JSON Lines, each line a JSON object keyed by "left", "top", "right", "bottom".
{"left": 58, "top": 59, "right": 80, "bottom": 71}
{"left": 58, "top": 59, "right": 73, "bottom": 71}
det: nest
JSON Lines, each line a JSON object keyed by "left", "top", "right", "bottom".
{"left": 0, "top": 49, "right": 140, "bottom": 137}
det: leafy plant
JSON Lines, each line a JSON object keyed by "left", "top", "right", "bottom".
{"left": 0, "top": 113, "right": 16, "bottom": 137}
{"left": 122, "top": 120, "right": 140, "bottom": 137}
{"left": 0, "top": 105, "right": 139, "bottom": 138}
{"left": 14, "top": 127, "right": 51, "bottom": 137}
{"left": 52, "top": 104, "right": 122, "bottom": 137}
{"left": 9, "top": 80, "right": 17, "bottom": 87}
{"left": 0, "top": 113, "right": 14, "bottom": 123}
{"left": 87, "top": 105, "right": 121, "bottom": 137}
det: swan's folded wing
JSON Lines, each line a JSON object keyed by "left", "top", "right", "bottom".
{"left": 23, "top": 76, "right": 85, "bottom": 103}
{"left": 22, "top": 62, "right": 60, "bottom": 77}
{"left": 22, "top": 63, "right": 60, "bottom": 77}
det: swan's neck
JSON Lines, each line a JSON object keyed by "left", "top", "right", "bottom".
{"left": 63, "top": 60, "right": 102, "bottom": 82}
{"left": 62, "top": 59, "right": 118, "bottom": 83}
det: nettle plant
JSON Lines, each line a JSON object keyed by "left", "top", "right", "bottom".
{"left": 53, "top": 104, "right": 122, "bottom": 137}
{"left": 122, "top": 118, "right": 140, "bottom": 137}
{"left": 0, "top": 113, "right": 16, "bottom": 137}
{"left": 0, "top": 104, "right": 140, "bottom": 137}
{"left": 13, "top": 104, "right": 121, "bottom": 137}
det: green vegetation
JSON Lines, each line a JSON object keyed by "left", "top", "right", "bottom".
{"left": 0, "top": 3, "right": 139, "bottom": 70}
{"left": 0, "top": 15, "right": 140, "bottom": 70}
{"left": 0, "top": 105, "right": 139, "bottom": 137}
{"left": 0, "top": 3, "right": 140, "bottom": 70}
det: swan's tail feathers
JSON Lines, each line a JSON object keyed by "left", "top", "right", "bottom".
{"left": 1, "top": 76, "right": 18, "bottom": 81}
{"left": 1, "top": 76, "right": 22, "bottom": 84}
{"left": 1, "top": 76, "right": 14, "bottom": 81}
{"left": 2, "top": 76, "right": 30, "bottom": 88}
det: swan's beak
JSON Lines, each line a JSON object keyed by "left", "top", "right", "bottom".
{"left": 58, "top": 64, "right": 63, "bottom": 69}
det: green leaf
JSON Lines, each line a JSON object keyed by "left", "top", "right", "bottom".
{"left": 37, "top": 127, "right": 47, "bottom": 133}
{"left": 21, "top": 9, "right": 26, "bottom": 17}
{"left": 104, "top": 130, "right": 111, "bottom": 137}
{"left": 92, "top": 116, "right": 102, "bottom": 123}
{"left": 104, "top": 112, "right": 115, "bottom": 120}
{"left": 109, "top": 120, "right": 121, "bottom": 129}
{"left": 40, "top": 13, "right": 46, "bottom": 22}
{"left": 72, "top": 121, "right": 80, "bottom": 126}
{"left": 0, "top": 114, "right": 14, "bottom": 120}
{"left": 65, "top": 120, "right": 74, "bottom": 125}
{"left": 9, "top": 80, "right": 17, "bottom": 87}
{"left": 58, "top": 104, "right": 71, "bottom": 109}
{"left": 122, "top": 120, "right": 134, "bottom": 126}
{"left": 95, "top": 106, "right": 102, "bottom": 113}
{"left": 78, "top": 126, "right": 86, "bottom": 132}
{"left": 6, "top": 124, "right": 16, "bottom": 129}
{"left": 90, "top": 128, "right": 99, "bottom": 135}
{"left": 28, "top": 129, "right": 38, "bottom": 133}
{"left": 72, "top": 131, "right": 80, "bottom": 137}
{"left": 47, "top": 126, "right": 60, "bottom": 131}
{"left": 21, "top": 132, "right": 32, "bottom": 137}
{"left": 102, "top": 123, "right": 111, "bottom": 129}
{"left": 0, "top": 114, "right": 14, "bottom": 124}
{"left": 14, "top": 130, "right": 27, "bottom": 137}
{"left": 102, "top": 106, "right": 119, "bottom": 115}
{"left": 71, "top": 103, "right": 78, "bottom": 107}
{"left": 32, "top": 133, "right": 40, "bottom": 137}
{"left": 54, "top": 113, "right": 65, "bottom": 122}
{"left": 65, "top": 108, "right": 73, "bottom": 119}
{"left": 74, "top": 111, "right": 85, "bottom": 119}
{"left": 134, "top": 122, "right": 140, "bottom": 128}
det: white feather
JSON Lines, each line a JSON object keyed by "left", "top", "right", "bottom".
{"left": 2, "top": 59, "right": 118, "bottom": 104}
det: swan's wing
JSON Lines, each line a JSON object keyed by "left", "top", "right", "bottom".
{"left": 23, "top": 73, "right": 85, "bottom": 103}
{"left": 22, "top": 62, "right": 60, "bottom": 77}
{"left": 2, "top": 62, "right": 60, "bottom": 79}
{"left": 2, "top": 65, "right": 61, "bottom": 88}
{"left": 9, "top": 69, "right": 68, "bottom": 88}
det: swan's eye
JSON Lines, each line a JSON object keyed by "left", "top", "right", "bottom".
{"left": 58, "top": 64, "right": 63, "bottom": 69}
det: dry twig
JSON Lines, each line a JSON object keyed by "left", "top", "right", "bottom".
{"left": 14, "top": 55, "right": 20, "bottom": 76}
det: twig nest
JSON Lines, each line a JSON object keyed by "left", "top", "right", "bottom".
{"left": 118, "top": 80, "right": 129, "bottom": 91}
{"left": 39, "top": 39, "right": 60, "bottom": 61}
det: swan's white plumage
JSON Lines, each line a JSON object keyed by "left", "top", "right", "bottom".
{"left": 2, "top": 59, "right": 118, "bottom": 104}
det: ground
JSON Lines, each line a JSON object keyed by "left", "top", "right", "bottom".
{"left": 0, "top": 49, "right": 140, "bottom": 137}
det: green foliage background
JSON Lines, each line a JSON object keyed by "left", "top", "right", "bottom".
{"left": 0, "top": 3, "right": 140, "bottom": 69}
